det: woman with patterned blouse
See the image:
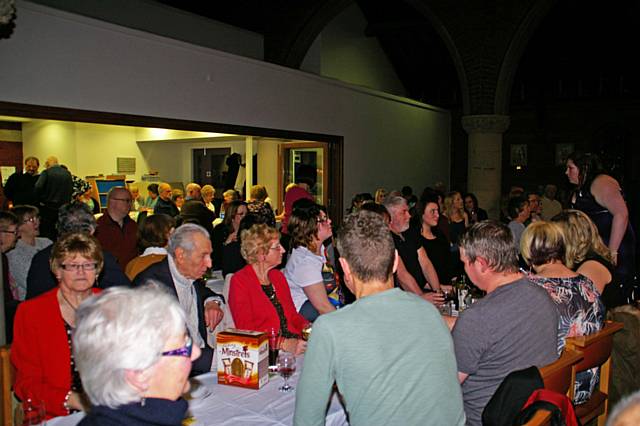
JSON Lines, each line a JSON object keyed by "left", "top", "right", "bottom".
{"left": 520, "top": 221, "right": 605, "bottom": 405}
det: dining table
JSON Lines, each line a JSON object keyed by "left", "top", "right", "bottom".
{"left": 47, "top": 356, "right": 348, "bottom": 426}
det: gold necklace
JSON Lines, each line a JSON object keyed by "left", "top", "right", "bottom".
{"left": 59, "top": 290, "right": 80, "bottom": 311}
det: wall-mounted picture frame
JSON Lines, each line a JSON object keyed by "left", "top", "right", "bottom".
{"left": 510, "top": 144, "right": 527, "bottom": 166}
{"left": 555, "top": 143, "right": 574, "bottom": 166}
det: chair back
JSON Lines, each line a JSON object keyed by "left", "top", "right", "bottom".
{"left": 538, "top": 348, "right": 583, "bottom": 400}
{"left": 220, "top": 273, "right": 235, "bottom": 330}
{"left": 0, "top": 345, "right": 12, "bottom": 426}
{"left": 565, "top": 320, "right": 624, "bottom": 426}
{"left": 565, "top": 321, "right": 624, "bottom": 372}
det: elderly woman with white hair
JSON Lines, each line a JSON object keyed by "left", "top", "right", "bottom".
{"left": 75, "top": 285, "right": 200, "bottom": 425}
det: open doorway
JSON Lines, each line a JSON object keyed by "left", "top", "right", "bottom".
{"left": 0, "top": 101, "right": 344, "bottom": 222}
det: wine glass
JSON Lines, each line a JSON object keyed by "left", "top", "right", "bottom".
{"left": 276, "top": 351, "right": 296, "bottom": 392}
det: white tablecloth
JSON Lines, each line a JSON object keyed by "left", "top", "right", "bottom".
{"left": 48, "top": 357, "right": 348, "bottom": 426}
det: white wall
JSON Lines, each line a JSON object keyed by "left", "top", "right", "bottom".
{"left": 22, "top": 121, "right": 78, "bottom": 172}
{"left": 1, "top": 1, "right": 450, "bottom": 210}
{"left": 28, "top": 0, "right": 264, "bottom": 60}
{"left": 256, "top": 139, "right": 282, "bottom": 212}
{"left": 301, "top": 4, "right": 407, "bottom": 97}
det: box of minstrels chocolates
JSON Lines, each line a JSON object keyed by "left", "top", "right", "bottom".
{"left": 216, "top": 329, "right": 269, "bottom": 389}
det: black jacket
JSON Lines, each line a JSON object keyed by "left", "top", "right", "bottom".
{"left": 132, "top": 258, "right": 222, "bottom": 376}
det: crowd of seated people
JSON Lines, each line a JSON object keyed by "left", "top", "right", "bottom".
{"left": 1, "top": 154, "right": 637, "bottom": 425}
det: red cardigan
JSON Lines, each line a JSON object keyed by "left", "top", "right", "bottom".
{"left": 11, "top": 287, "right": 101, "bottom": 419}
{"left": 229, "top": 265, "right": 308, "bottom": 336}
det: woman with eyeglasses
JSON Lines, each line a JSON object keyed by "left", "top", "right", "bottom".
{"left": 284, "top": 200, "right": 339, "bottom": 322}
{"left": 7, "top": 205, "right": 53, "bottom": 301}
{"left": 0, "top": 210, "right": 20, "bottom": 343}
{"left": 73, "top": 285, "right": 200, "bottom": 425}
{"left": 11, "top": 232, "right": 103, "bottom": 419}
{"left": 229, "top": 224, "right": 308, "bottom": 355}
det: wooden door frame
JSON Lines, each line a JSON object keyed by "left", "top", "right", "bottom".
{"left": 277, "top": 142, "right": 330, "bottom": 209}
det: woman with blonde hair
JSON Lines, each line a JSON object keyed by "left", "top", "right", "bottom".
{"left": 551, "top": 209, "right": 613, "bottom": 296}
{"left": 521, "top": 220, "right": 604, "bottom": 404}
{"left": 201, "top": 184, "right": 216, "bottom": 212}
{"left": 229, "top": 224, "right": 308, "bottom": 354}
{"left": 247, "top": 184, "right": 275, "bottom": 227}
{"left": 12, "top": 233, "right": 103, "bottom": 418}
{"left": 442, "top": 191, "right": 468, "bottom": 277}
{"left": 443, "top": 191, "right": 468, "bottom": 246}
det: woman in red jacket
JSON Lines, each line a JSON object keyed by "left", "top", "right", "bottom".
{"left": 11, "top": 233, "right": 103, "bottom": 419}
{"left": 229, "top": 224, "right": 308, "bottom": 355}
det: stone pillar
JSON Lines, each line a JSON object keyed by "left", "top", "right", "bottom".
{"left": 462, "top": 114, "right": 510, "bottom": 220}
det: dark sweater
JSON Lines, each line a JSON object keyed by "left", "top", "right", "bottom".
{"left": 79, "top": 398, "right": 188, "bottom": 426}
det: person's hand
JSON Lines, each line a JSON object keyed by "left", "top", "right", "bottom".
{"left": 281, "top": 338, "right": 307, "bottom": 355}
{"left": 422, "top": 291, "right": 445, "bottom": 306}
{"left": 204, "top": 301, "right": 224, "bottom": 329}
{"left": 611, "top": 251, "right": 618, "bottom": 266}
{"left": 225, "top": 232, "right": 238, "bottom": 245}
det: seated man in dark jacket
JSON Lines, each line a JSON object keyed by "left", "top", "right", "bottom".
{"left": 153, "top": 182, "right": 179, "bottom": 217}
{"left": 26, "top": 202, "right": 131, "bottom": 299}
{"left": 133, "top": 223, "right": 224, "bottom": 376}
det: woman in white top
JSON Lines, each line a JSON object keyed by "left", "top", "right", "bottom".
{"left": 7, "top": 205, "right": 52, "bottom": 300}
{"left": 284, "top": 200, "right": 336, "bottom": 322}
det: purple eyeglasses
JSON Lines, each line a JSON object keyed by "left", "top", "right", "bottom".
{"left": 161, "top": 335, "right": 192, "bottom": 358}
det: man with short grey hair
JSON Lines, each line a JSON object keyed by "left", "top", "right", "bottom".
{"left": 181, "top": 182, "right": 215, "bottom": 238}
{"left": 452, "top": 221, "right": 558, "bottom": 426}
{"left": 133, "top": 223, "right": 224, "bottom": 375}
{"left": 384, "top": 195, "right": 444, "bottom": 305}
{"left": 154, "top": 182, "right": 179, "bottom": 217}
{"left": 294, "top": 210, "right": 465, "bottom": 425}
{"left": 26, "top": 202, "right": 131, "bottom": 299}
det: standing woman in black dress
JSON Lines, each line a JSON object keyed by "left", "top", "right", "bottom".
{"left": 566, "top": 151, "right": 636, "bottom": 307}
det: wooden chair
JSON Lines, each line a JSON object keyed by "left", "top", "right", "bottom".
{"left": 0, "top": 345, "right": 12, "bottom": 426}
{"left": 539, "top": 348, "right": 583, "bottom": 400}
{"left": 523, "top": 348, "right": 583, "bottom": 426}
{"left": 524, "top": 409, "right": 552, "bottom": 426}
{"left": 565, "top": 321, "right": 624, "bottom": 426}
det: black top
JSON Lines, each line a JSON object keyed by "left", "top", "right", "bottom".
{"left": 78, "top": 398, "right": 188, "bottom": 426}
{"left": 261, "top": 284, "right": 296, "bottom": 338}
{"left": 211, "top": 225, "right": 230, "bottom": 271}
{"left": 448, "top": 219, "right": 466, "bottom": 245}
{"left": 3, "top": 171, "right": 39, "bottom": 206}
{"left": 64, "top": 322, "right": 83, "bottom": 414}
{"left": 392, "top": 227, "right": 427, "bottom": 290}
{"left": 221, "top": 240, "right": 246, "bottom": 276}
{"left": 180, "top": 200, "right": 216, "bottom": 236}
{"left": 571, "top": 186, "right": 636, "bottom": 308}
{"left": 420, "top": 229, "right": 452, "bottom": 284}
{"left": 154, "top": 197, "right": 179, "bottom": 218}
{"left": 34, "top": 165, "right": 73, "bottom": 208}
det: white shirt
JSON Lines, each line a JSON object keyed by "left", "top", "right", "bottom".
{"left": 167, "top": 255, "right": 205, "bottom": 348}
{"left": 283, "top": 246, "right": 325, "bottom": 311}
